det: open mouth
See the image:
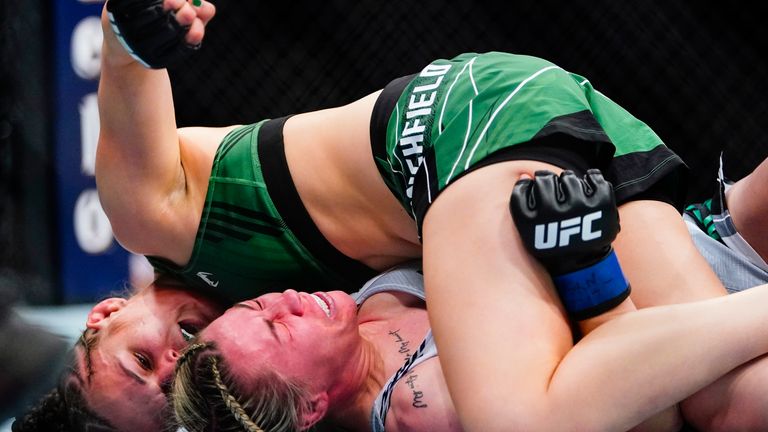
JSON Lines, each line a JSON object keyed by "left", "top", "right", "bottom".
{"left": 309, "top": 293, "right": 332, "bottom": 317}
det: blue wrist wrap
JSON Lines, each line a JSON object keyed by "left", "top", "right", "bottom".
{"left": 552, "top": 250, "right": 631, "bottom": 320}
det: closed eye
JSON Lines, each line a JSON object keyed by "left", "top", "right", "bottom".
{"left": 235, "top": 300, "right": 264, "bottom": 311}
{"left": 263, "top": 318, "right": 280, "bottom": 340}
{"left": 278, "top": 322, "right": 291, "bottom": 340}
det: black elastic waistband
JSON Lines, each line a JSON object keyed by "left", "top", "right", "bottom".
{"left": 370, "top": 74, "right": 417, "bottom": 180}
{"left": 258, "top": 117, "right": 377, "bottom": 289}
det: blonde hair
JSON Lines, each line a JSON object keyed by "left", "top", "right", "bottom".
{"left": 172, "top": 342, "right": 315, "bottom": 432}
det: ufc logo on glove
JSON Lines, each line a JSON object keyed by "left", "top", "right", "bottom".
{"left": 534, "top": 210, "right": 603, "bottom": 250}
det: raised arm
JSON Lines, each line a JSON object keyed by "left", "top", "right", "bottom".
{"left": 95, "top": 0, "right": 219, "bottom": 263}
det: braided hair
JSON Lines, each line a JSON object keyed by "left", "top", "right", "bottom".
{"left": 11, "top": 386, "right": 115, "bottom": 432}
{"left": 172, "top": 342, "right": 315, "bottom": 432}
{"left": 11, "top": 330, "right": 117, "bottom": 432}
{"left": 11, "top": 388, "right": 72, "bottom": 432}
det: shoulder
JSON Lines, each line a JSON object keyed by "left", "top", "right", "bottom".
{"left": 358, "top": 290, "right": 426, "bottom": 323}
{"left": 366, "top": 289, "right": 425, "bottom": 308}
{"left": 177, "top": 125, "right": 242, "bottom": 157}
{"left": 386, "top": 357, "right": 463, "bottom": 432}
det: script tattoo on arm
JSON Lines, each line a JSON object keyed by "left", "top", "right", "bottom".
{"left": 389, "top": 329, "right": 412, "bottom": 361}
{"left": 405, "top": 374, "right": 428, "bottom": 408}
{"left": 389, "top": 329, "right": 429, "bottom": 409}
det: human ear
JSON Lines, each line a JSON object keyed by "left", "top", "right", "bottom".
{"left": 299, "top": 392, "right": 329, "bottom": 430}
{"left": 86, "top": 298, "right": 127, "bottom": 330}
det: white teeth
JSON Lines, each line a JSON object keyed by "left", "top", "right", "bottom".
{"left": 310, "top": 294, "right": 331, "bottom": 317}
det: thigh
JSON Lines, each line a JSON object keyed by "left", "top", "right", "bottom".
{"left": 422, "top": 160, "right": 574, "bottom": 430}
{"left": 614, "top": 199, "right": 727, "bottom": 307}
{"left": 727, "top": 157, "right": 768, "bottom": 262}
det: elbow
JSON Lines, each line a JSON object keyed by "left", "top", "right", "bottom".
{"left": 93, "top": 185, "right": 161, "bottom": 256}
{"left": 97, "top": 199, "right": 144, "bottom": 255}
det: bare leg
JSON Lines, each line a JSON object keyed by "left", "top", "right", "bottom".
{"left": 724, "top": 157, "right": 768, "bottom": 264}
{"left": 422, "top": 161, "right": 768, "bottom": 431}
{"left": 615, "top": 199, "right": 768, "bottom": 431}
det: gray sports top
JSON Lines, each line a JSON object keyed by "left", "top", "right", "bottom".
{"left": 351, "top": 262, "right": 438, "bottom": 432}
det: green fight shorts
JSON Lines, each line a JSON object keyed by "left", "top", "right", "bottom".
{"left": 370, "top": 51, "right": 686, "bottom": 233}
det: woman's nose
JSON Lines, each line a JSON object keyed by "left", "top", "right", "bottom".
{"left": 274, "top": 289, "right": 304, "bottom": 316}
{"left": 157, "top": 349, "right": 180, "bottom": 390}
{"left": 162, "top": 348, "right": 180, "bottom": 366}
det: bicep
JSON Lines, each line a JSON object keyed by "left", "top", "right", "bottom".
{"left": 95, "top": 52, "right": 185, "bottom": 233}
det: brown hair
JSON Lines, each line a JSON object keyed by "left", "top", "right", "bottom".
{"left": 172, "top": 342, "right": 316, "bottom": 432}
{"left": 11, "top": 329, "right": 117, "bottom": 432}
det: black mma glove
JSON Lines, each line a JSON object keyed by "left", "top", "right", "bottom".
{"left": 106, "top": 0, "right": 200, "bottom": 69}
{"left": 510, "top": 169, "right": 630, "bottom": 320}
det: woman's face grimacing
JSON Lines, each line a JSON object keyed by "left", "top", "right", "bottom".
{"left": 201, "top": 289, "right": 361, "bottom": 393}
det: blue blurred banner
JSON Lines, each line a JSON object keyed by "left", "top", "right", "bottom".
{"left": 52, "top": 0, "right": 133, "bottom": 302}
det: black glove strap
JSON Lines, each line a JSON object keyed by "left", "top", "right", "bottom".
{"left": 107, "top": 0, "right": 199, "bottom": 69}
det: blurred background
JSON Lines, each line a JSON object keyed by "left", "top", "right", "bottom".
{"left": 1, "top": 0, "right": 767, "bottom": 425}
